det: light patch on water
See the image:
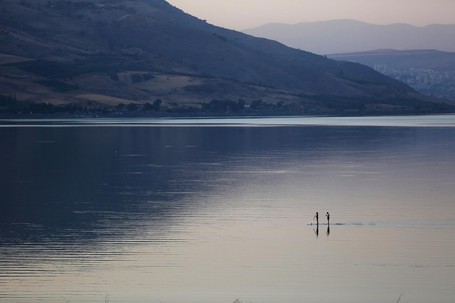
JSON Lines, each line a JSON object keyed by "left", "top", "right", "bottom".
{"left": 1, "top": 118, "right": 455, "bottom": 303}
{"left": 1, "top": 114, "right": 455, "bottom": 128}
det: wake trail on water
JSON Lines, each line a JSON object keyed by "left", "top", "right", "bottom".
{"left": 307, "top": 222, "right": 372, "bottom": 226}
{"left": 307, "top": 220, "right": 455, "bottom": 228}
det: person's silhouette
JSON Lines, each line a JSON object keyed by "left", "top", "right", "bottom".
{"left": 313, "top": 212, "right": 319, "bottom": 225}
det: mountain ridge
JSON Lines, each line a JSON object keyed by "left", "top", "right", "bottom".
{"left": 0, "top": 1, "right": 453, "bottom": 115}
{"left": 244, "top": 20, "right": 455, "bottom": 55}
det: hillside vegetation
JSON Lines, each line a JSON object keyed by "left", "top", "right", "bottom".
{"left": 0, "top": 0, "right": 453, "bottom": 115}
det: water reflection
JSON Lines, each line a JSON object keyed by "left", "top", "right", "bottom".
{"left": 1, "top": 121, "right": 455, "bottom": 303}
{"left": 1, "top": 126, "right": 407, "bottom": 244}
{"left": 311, "top": 223, "right": 331, "bottom": 238}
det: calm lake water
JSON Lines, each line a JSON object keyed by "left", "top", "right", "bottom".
{"left": 1, "top": 115, "right": 455, "bottom": 303}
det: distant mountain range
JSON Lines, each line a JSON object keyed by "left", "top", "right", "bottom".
{"left": 244, "top": 20, "right": 455, "bottom": 55}
{"left": 0, "top": 2, "right": 452, "bottom": 115}
{"left": 330, "top": 50, "right": 455, "bottom": 101}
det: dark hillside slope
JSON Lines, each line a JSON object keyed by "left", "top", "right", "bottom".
{"left": 0, "top": 0, "right": 452, "bottom": 115}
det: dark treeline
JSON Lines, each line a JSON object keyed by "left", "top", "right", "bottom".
{"left": 0, "top": 96, "right": 300, "bottom": 117}
{"left": 0, "top": 95, "right": 162, "bottom": 116}
{"left": 2, "top": 94, "right": 453, "bottom": 117}
{"left": 0, "top": 95, "right": 92, "bottom": 115}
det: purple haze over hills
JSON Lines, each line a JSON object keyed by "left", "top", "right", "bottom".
{"left": 244, "top": 20, "right": 455, "bottom": 55}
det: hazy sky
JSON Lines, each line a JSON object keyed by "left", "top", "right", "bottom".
{"left": 167, "top": 0, "right": 455, "bottom": 30}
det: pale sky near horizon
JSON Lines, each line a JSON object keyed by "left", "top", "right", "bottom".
{"left": 166, "top": 0, "right": 455, "bottom": 30}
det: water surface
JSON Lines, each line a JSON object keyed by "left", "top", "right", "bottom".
{"left": 1, "top": 116, "right": 455, "bottom": 303}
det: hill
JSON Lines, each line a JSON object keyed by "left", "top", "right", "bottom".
{"left": 330, "top": 50, "right": 455, "bottom": 101}
{"left": 244, "top": 20, "right": 455, "bottom": 55}
{"left": 0, "top": 1, "right": 452, "bottom": 116}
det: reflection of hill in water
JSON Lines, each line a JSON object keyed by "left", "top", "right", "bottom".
{"left": 2, "top": 121, "right": 455, "bottom": 303}
{"left": 0, "top": 123, "right": 451, "bottom": 247}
